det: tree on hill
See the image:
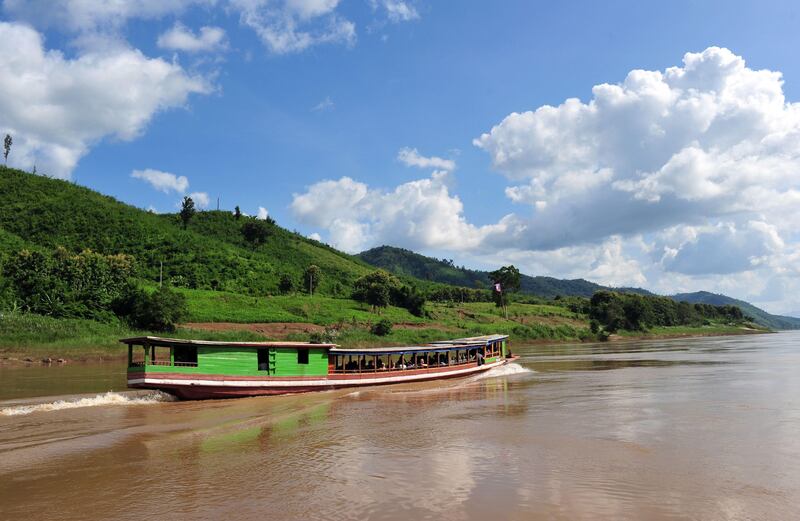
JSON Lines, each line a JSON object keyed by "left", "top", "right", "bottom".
{"left": 488, "top": 265, "right": 520, "bottom": 318}
{"left": 115, "top": 286, "right": 188, "bottom": 332}
{"left": 304, "top": 264, "right": 321, "bottom": 296}
{"left": 278, "top": 273, "right": 295, "bottom": 294}
{"left": 352, "top": 270, "right": 400, "bottom": 313}
{"left": 234, "top": 206, "right": 241, "bottom": 220}
{"left": 3, "top": 134, "right": 11, "bottom": 165}
{"left": 240, "top": 218, "right": 271, "bottom": 247}
{"left": 179, "top": 196, "right": 195, "bottom": 229}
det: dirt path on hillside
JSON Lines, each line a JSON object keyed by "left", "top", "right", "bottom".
{"left": 181, "top": 322, "right": 325, "bottom": 339}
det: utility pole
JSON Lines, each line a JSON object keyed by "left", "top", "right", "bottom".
{"left": 216, "top": 197, "right": 220, "bottom": 211}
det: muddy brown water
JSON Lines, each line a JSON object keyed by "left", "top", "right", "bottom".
{"left": 1, "top": 332, "right": 799, "bottom": 520}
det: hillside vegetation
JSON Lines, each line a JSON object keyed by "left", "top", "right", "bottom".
{"left": 0, "top": 167, "right": 774, "bottom": 359}
{"left": 0, "top": 166, "right": 373, "bottom": 295}
{"left": 359, "top": 245, "right": 800, "bottom": 330}
{"left": 358, "top": 246, "right": 653, "bottom": 297}
{"left": 672, "top": 291, "right": 800, "bottom": 330}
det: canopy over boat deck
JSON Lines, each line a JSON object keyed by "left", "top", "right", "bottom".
{"left": 120, "top": 336, "right": 337, "bottom": 348}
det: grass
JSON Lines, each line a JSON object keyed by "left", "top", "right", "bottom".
{"left": 180, "top": 289, "right": 426, "bottom": 324}
{"left": 615, "top": 322, "right": 770, "bottom": 338}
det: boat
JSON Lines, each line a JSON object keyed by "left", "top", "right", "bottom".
{"left": 123, "top": 334, "right": 513, "bottom": 399}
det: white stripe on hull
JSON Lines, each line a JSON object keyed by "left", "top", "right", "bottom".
{"left": 129, "top": 359, "right": 505, "bottom": 389}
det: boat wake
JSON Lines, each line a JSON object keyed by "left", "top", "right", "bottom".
{"left": 0, "top": 391, "right": 175, "bottom": 417}
{"left": 472, "top": 362, "right": 533, "bottom": 380}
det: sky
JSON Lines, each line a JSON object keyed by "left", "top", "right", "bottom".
{"left": 2, "top": 0, "right": 800, "bottom": 315}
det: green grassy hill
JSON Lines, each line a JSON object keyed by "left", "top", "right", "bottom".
{"left": 0, "top": 166, "right": 373, "bottom": 295}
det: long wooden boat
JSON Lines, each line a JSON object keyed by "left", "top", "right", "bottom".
{"left": 123, "top": 334, "right": 512, "bottom": 400}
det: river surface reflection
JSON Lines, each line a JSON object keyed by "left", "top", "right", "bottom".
{"left": 1, "top": 332, "right": 799, "bottom": 520}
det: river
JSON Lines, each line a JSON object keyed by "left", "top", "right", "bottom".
{"left": 1, "top": 332, "right": 799, "bottom": 520}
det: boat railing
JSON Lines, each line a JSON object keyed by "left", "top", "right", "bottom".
{"left": 329, "top": 357, "right": 481, "bottom": 375}
{"left": 128, "top": 361, "right": 198, "bottom": 368}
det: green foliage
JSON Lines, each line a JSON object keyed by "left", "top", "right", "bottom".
{"left": 589, "top": 290, "right": 748, "bottom": 333}
{"left": 3, "top": 248, "right": 135, "bottom": 320}
{"left": 3, "top": 134, "right": 11, "bottom": 164}
{"left": 489, "top": 265, "right": 521, "bottom": 310}
{"left": 116, "top": 286, "right": 188, "bottom": 332}
{"left": 394, "top": 284, "right": 427, "bottom": 317}
{"left": 179, "top": 196, "right": 195, "bottom": 229}
{"left": 278, "top": 274, "right": 295, "bottom": 294}
{"left": 240, "top": 218, "right": 272, "bottom": 247}
{"left": 234, "top": 206, "right": 241, "bottom": 220}
{"left": 370, "top": 318, "right": 393, "bottom": 336}
{"left": 304, "top": 265, "right": 321, "bottom": 296}
{"left": 0, "top": 168, "right": 372, "bottom": 296}
{"left": 352, "top": 270, "right": 401, "bottom": 311}
{"left": 426, "top": 284, "right": 490, "bottom": 303}
{"left": 358, "top": 245, "right": 647, "bottom": 298}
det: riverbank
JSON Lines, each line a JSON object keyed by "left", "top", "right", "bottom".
{"left": 0, "top": 300, "right": 770, "bottom": 365}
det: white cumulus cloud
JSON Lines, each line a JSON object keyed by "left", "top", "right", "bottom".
{"left": 474, "top": 46, "right": 800, "bottom": 252}
{"left": 0, "top": 22, "right": 210, "bottom": 178}
{"left": 189, "top": 192, "right": 210, "bottom": 209}
{"left": 132, "top": 169, "right": 190, "bottom": 193}
{"left": 158, "top": 23, "right": 227, "bottom": 52}
{"left": 257, "top": 206, "right": 269, "bottom": 219}
{"left": 290, "top": 173, "right": 511, "bottom": 253}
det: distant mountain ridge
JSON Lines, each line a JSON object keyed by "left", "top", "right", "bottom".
{"left": 358, "top": 246, "right": 800, "bottom": 330}
{"left": 357, "top": 246, "right": 651, "bottom": 298}
{"left": 672, "top": 291, "right": 800, "bottom": 330}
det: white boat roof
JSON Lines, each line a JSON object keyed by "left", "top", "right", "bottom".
{"left": 429, "top": 334, "right": 509, "bottom": 344}
{"left": 121, "top": 334, "right": 507, "bottom": 353}
{"left": 119, "top": 336, "right": 337, "bottom": 348}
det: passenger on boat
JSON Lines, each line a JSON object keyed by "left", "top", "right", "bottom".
{"left": 476, "top": 351, "right": 484, "bottom": 366}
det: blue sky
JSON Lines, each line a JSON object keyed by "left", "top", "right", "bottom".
{"left": 3, "top": 1, "right": 800, "bottom": 314}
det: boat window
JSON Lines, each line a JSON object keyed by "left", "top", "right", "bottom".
{"left": 152, "top": 346, "right": 171, "bottom": 366}
{"left": 297, "top": 348, "right": 309, "bottom": 365}
{"left": 174, "top": 346, "right": 198, "bottom": 367}
{"left": 258, "top": 349, "right": 270, "bottom": 371}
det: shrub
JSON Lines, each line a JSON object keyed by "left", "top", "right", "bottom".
{"left": 370, "top": 319, "right": 393, "bottom": 336}
{"left": 3, "top": 248, "right": 135, "bottom": 320}
{"left": 241, "top": 218, "right": 272, "bottom": 247}
{"left": 278, "top": 274, "right": 295, "bottom": 294}
{"left": 115, "top": 286, "right": 188, "bottom": 332}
